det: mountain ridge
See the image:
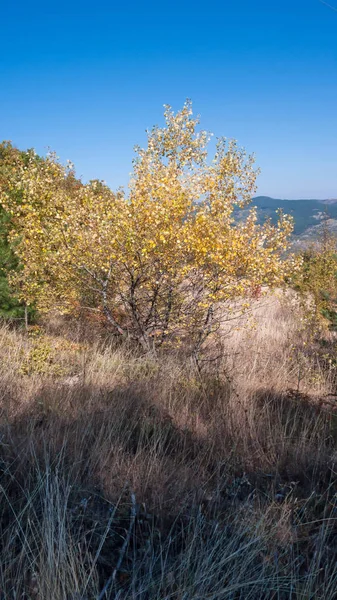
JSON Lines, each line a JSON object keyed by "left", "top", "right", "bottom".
{"left": 247, "top": 196, "right": 337, "bottom": 238}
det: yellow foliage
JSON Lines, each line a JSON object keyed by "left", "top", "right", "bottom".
{"left": 1, "top": 102, "right": 294, "bottom": 354}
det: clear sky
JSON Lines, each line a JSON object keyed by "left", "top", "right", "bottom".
{"left": 1, "top": 0, "right": 336, "bottom": 198}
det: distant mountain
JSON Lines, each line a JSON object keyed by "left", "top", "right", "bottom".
{"left": 246, "top": 196, "right": 337, "bottom": 241}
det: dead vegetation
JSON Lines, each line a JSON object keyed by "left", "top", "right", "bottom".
{"left": 0, "top": 293, "right": 337, "bottom": 599}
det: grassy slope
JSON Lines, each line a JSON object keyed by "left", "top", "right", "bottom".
{"left": 0, "top": 295, "right": 337, "bottom": 598}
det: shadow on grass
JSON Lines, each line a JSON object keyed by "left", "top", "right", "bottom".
{"left": 0, "top": 379, "right": 337, "bottom": 598}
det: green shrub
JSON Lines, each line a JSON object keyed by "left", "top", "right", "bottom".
{"left": 0, "top": 142, "right": 37, "bottom": 322}
{"left": 294, "top": 223, "right": 337, "bottom": 331}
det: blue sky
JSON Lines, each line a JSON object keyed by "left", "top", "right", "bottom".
{"left": 1, "top": 0, "right": 336, "bottom": 198}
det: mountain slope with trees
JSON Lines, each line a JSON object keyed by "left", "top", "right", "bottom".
{"left": 251, "top": 195, "right": 337, "bottom": 237}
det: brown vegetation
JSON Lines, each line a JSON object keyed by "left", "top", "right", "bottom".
{"left": 0, "top": 293, "right": 337, "bottom": 599}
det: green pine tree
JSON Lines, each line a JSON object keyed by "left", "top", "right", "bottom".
{"left": 0, "top": 142, "right": 36, "bottom": 322}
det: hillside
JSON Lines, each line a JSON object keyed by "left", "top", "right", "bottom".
{"left": 250, "top": 196, "right": 337, "bottom": 241}
{"left": 1, "top": 295, "right": 337, "bottom": 598}
{"left": 1, "top": 117, "right": 337, "bottom": 598}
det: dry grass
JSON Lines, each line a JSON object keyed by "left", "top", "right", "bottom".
{"left": 0, "top": 294, "right": 337, "bottom": 599}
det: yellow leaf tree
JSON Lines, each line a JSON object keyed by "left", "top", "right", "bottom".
{"left": 1, "top": 102, "right": 293, "bottom": 354}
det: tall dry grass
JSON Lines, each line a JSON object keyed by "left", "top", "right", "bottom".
{"left": 0, "top": 293, "right": 337, "bottom": 599}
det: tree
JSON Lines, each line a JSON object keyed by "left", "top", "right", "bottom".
{"left": 295, "top": 220, "right": 337, "bottom": 330}
{"left": 0, "top": 142, "right": 37, "bottom": 321}
{"left": 1, "top": 102, "right": 294, "bottom": 354}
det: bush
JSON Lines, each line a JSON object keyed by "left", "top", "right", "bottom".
{"left": 1, "top": 103, "right": 294, "bottom": 356}
{"left": 294, "top": 222, "right": 337, "bottom": 331}
{"left": 0, "top": 142, "right": 36, "bottom": 322}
